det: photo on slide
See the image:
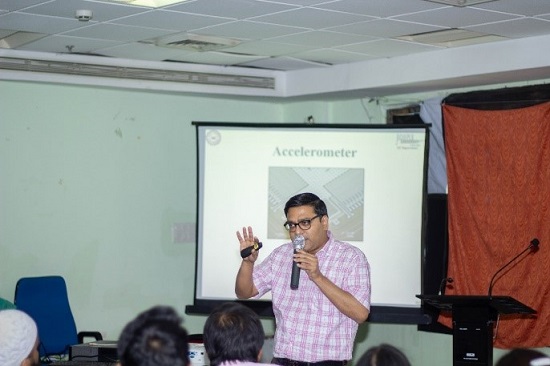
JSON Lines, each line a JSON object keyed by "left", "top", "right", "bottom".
{"left": 267, "top": 167, "right": 364, "bottom": 241}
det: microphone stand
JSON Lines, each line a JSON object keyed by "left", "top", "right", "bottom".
{"left": 488, "top": 238, "right": 539, "bottom": 298}
{"left": 438, "top": 277, "right": 453, "bottom": 295}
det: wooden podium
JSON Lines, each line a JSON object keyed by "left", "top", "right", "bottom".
{"left": 417, "top": 295, "right": 536, "bottom": 366}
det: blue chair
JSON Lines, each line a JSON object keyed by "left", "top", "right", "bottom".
{"left": 14, "top": 275, "right": 102, "bottom": 361}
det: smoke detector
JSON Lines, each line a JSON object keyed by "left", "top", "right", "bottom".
{"left": 75, "top": 9, "right": 93, "bottom": 21}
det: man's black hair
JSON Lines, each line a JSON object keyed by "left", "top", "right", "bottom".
{"left": 495, "top": 349, "right": 550, "bottom": 366}
{"left": 203, "top": 302, "right": 265, "bottom": 366}
{"left": 118, "top": 306, "right": 189, "bottom": 366}
{"left": 283, "top": 192, "right": 328, "bottom": 217}
{"left": 356, "top": 344, "right": 411, "bottom": 366}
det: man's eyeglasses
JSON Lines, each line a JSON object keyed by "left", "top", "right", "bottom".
{"left": 283, "top": 215, "right": 321, "bottom": 231}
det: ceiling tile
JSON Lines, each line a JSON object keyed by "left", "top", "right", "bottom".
{"left": 168, "top": 49, "right": 266, "bottom": 65}
{"left": 98, "top": 41, "right": 194, "bottom": 61}
{"left": 226, "top": 40, "right": 315, "bottom": 57}
{"left": 0, "top": 12, "right": 86, "bottom": 33}
{"left": 314, "top": 0, "right": 447, "bottom": 17}
{"left": 0, "top": 0, "right": 50, "bottom": 12}
{"left": 268, "top": 30, "right": 378, "bottom": 47}
{"left": 466, "top": 18, "right": 550, "bottom": 38}
{"left": 291, "top": 48, "right": 380, "bottom": 65}
{"left": 1, "top": 0, "right": 550, "bottom": 75}
{"left": 166, "top": 0, "right": 297, "bottom": 19}
{"left": 19, "top": 34, "right": 121, "bottom": 54}
{"left": 110, "top": 9, "right": 231, "bottom": 30}
{"left": 394, "top": 6, "right": 520, "bottom": 28}
{"left": 16, "top": 0, "right": 149, "bottom": 21}
{"left": 337, "top": 39, "right": 440, "bottom": 57}
{"left": 239, "top": 55, "right": 327, "bottom": 70}
{"left": 473, "top": 0, "right": 550, "bottom": 16}
{"left": 63, "top": 23, "right": 174, "bottom": 42}
{"left": 258, "top": 0, "right": 335, "bottom": 5}
{"left": 329, "top": 19, "right": 445, "bottom": 38}
{"left": 194, "top": 20, "right": 307, "bottom": 40}
{"left": 251, "top": 8, "right": 374, "bottom": 29}
{"left": 0, "top": 29, "right": 16, "bottom": 38}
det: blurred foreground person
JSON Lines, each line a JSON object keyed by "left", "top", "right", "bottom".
{"left": 0, "top": 309, "right": 40, "bottom": 366}
{"left": 117, "top": 306, "right": 190, "bottom": 366}
{"left": 496, "top": 348, "right": 550, "bottom": 366}
{"left": 356, "top": 344, "right": 411, "bottom": 366}
{"left": 203, "top": 302, "right": 271, "bottom": 366}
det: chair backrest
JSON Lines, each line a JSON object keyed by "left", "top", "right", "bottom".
{"left": 14, "top": 276, "right": 79, "bottom": 358}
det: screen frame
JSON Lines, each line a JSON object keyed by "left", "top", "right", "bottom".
{"left": 186, "top": 121, "right": 432, "bottom": 325}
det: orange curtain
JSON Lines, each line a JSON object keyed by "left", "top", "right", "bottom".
{"left": 441, "top": 101, "right": 550, "bottom": 348}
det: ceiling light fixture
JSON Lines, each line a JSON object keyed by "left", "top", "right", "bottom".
{"left": 102, "top": 0, "right": 189, "bottom": 8}
{"left": 396, "top": 28, "right": 506, "bottom": 47}
{"left": 423, "top": 0, "right": 497, "bottom": 6}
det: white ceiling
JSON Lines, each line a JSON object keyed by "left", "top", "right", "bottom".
{"left": 1, "top": 0, "right": 550, "bottom": 98}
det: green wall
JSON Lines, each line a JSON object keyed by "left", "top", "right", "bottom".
{"left": 0, "top": 79, "right": 541, "bottom": 365}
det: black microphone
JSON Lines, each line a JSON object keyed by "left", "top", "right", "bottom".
{"left": 240, "top": 241, "right": 263, "bottom": 259}
{"left": 438, "top": 277, "right": 454, "bottom": 295}
{"left": 488, "top": 238, "right": 540, "bottom": 297}
{"left": 290, "top": 235, "right": 305, "bottom": 290}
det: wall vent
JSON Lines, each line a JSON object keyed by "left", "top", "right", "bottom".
{"left": 145, "top": 33, "right": 241, "bottom": 52}
{"left": 0, "top": 57, "right": 275, "bottom": 89}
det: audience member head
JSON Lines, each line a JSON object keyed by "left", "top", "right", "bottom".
{"left": 203, "top": 302, "right": 265, "bottom": 366}
{"left": 0, "top": 296, "right": 16, "bottom": 310}
{"left": 117, "top": 305, "right": 189, "bottom": 366}
{"left": 0, "top": 309, "right": 40, "bottom": 366}
{"left": 356, "top": 343, "right": 411, "bottom": 366}
{"left": 496, "top": 348, "right": 550, "bottom": 366}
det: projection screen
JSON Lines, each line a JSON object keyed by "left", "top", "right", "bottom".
{"left": 187, "top": 122, "right": 430, "bottom": 324}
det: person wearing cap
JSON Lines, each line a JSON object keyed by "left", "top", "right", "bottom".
{"left": 0, "top": 309, "right": 40, "bottom": 366}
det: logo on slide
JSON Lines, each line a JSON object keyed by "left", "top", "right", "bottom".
{"left": 206, "top": 130, "right": 222, "bottom": 146}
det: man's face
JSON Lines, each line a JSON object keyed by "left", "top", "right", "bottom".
{"left": 286, "top": 205, "right": 329, "bottom": 254}
{"left": 23, "top": 338, "right": 40, "bottom": 366}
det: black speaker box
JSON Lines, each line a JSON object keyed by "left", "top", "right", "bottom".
{"left": 419, "top": 193, "right": 452, "bottom": 334}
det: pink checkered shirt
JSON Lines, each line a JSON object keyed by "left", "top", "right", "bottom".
{"left": 252, "top": 231, "right": 371, "bottom": 362}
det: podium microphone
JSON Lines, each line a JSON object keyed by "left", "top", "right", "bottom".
{"left": 488, "top": 238, "right": 540, "bottom": 298}
{"left": 290, "top": 235, "right": 305, "bottom": 290}
{"left": 438, "top": 277, "right": 454, "bottom": 295}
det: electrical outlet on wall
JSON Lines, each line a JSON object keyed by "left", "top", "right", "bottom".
{"left": 172, "top": 222, "right": 196, "bottom": 243}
